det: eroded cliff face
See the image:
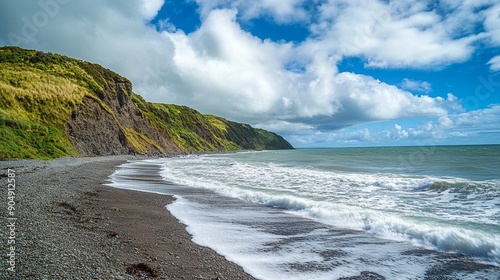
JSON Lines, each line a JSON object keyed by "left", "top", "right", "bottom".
{"left": 66, "top": 78, "right": 181, "bottom": 156}
{"left": 67, "top": 96, "right": 132, "bottom": 155}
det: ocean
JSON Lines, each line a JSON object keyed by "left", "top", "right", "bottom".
{"left": 109, "top": 145, "right": 500, "bottom": 279}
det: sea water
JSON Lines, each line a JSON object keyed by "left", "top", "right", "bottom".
{"left": 108, "top": 145, "right": 500, "bottom": 279}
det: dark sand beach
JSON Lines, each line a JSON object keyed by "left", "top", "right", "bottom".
{"left": 0, "top": 156, "right": 255, "bottom": 279}
{"left": 2, "top": 155, "right": 499, "bottom": 280}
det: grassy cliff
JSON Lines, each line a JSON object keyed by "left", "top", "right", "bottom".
{"left": 0, "top": 47, "right": 292, "bottom": 159}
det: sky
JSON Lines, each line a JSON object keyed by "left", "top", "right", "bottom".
{"left": 1, "top": 0, "right": 500, "bottom": 148}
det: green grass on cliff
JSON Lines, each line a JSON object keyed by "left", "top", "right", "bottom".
{"left": 132, "top": 94, "right": 240, "bottom": 151}
{"left": 0, "top": 49, "right": 89, "bottom": 159}
{"left": 0, "top": 47, "right": 135, "bottom": 159}
{"left": 0, "top": 47, "right": 292, "bottom": 159}
{"left": 131, "top": 94, "right": 293, "bottom": 152}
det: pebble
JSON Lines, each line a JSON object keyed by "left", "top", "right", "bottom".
{"left": 0, "top": 156, "right": 137, "bottom": 280}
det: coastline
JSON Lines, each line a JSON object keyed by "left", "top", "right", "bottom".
{"left": 0, "top": 156, "right": 255, "bottom": 279}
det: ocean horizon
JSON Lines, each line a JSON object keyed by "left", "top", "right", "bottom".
{"left": 109, "top": 144, "right": 500, "bottom": 279}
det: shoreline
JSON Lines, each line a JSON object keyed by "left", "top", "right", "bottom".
{"left": 2, "top": 155, "right": 499, "bottom": 279}
{"left": 110, "top": 154, "right": 500, "bottom": 279}
{"left": 0, "top": 156, "right": 255, "bottom": 279}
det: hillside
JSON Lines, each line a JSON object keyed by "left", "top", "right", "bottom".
{"left": 0, "top": 46, "right": 292, "bottom": 159}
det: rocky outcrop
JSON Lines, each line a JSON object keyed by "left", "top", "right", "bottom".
{"left": 67, "top": 97, "right": 133, "bottom": 155}
{"left": 65, "top": 63, "right": 181, "bottom": 156}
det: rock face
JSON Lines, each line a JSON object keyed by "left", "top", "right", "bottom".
{"left": 67, "top": 97, "right": 132, "bottom": 155}
{"left": 65, "top": 75, "right": 181, "bottom": 156}
{"left": 0, "top": 47, "right": 293, "bottom": 159}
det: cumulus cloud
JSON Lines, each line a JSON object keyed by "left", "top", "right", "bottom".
{"left": 308, "top": 0, "right": 484, "bottom": 68}
{"left": 164, "top": 15, "right": 462, "bottom": 125}
{"left": 140, "top": 0, "right": 164, "bottom": 20}
{"left": 488, "top": 56, "right": 500, "bottom": 71}
{"left": 482, "top": 3, "right": 500, "bottom": 70}
{"left": 162, "top": 9, "right": 296, "bottom": 120}
{"left": 317, "top": 105, "right": 500, "bottom": 146}
{"left": 194, "top": 0, "right": 309, "bottom": 23}
{"left": 394, "top": 124, "right": 409, "bottom": 139}
{"left": 158, "top": 7, "right": 461, "bottom": 125}
{"left": 400, "top": 78, "right": 432, "bottom": 93}
{"left": 329, "top": 73, "right": 458, "bottom": 122}
{"left": 402, "top": 106, "right": 500, "bottom": 141}
{"left": 483, "top": 3, "right": 500, "bottom": 46}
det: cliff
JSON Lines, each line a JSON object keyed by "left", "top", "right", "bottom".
{"left": 0, "top": 47, "right": 293, "bottom": 159}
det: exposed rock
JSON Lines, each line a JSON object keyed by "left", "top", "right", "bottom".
{"left": 66, "top": 97, "right": 134, "bottom": 156}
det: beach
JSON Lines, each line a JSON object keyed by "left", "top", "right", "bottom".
{"left": 2, "top": 149, "right": 499, "bottom": 280}
{"left": 0, "top": 156, "right": 255, "bottom": 279}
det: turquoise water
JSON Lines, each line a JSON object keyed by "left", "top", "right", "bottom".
{"left": 232, "top": 145, "right": 500, "bottom": 181}
{"left": 110, "top": 145, "right": 500, "bottom": 279}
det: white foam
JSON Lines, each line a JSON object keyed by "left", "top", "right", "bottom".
{"left": 158, "top": 155, "right": 500, "bottom": 265}
{"left": 108, "top": 157, "right": 500, "bottom": 280}
{"left": 167, "top": 196, "right": 434, "bottom": 280}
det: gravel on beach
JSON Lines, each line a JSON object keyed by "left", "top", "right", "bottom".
{"left": 0, "top": 156, "right": 256, "bottom": 279}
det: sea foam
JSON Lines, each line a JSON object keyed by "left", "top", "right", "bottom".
{"left": 159, "top": 155, "right": 500, "bottom": 265}
{"left": 108, "top": 154, "right": 500, "bottom": 279}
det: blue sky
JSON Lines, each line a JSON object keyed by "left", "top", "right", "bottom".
{"left": 1, "top": 0, "right": 500, "bottom": 147}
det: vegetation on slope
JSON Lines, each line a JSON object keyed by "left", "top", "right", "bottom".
{"left": 131, "top": 96, "right": 293, "bottom": 152}
{"left": 0, "top": 46, "right": 292, "bottom": 159}
{"left": 0, "top": 48, "right": 87, "bottom": 159}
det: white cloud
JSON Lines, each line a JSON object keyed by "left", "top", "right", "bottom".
{"left": 194, "top": 0, "right": 308, "bottom": 23}
{"left": 140, "top": 0, "right": 164, "bottom": 20}
{"left": 156, "top": 18, "right": 177, "bottom": 32}
{"left": 454, "top": 105, "right": 500, "bottom": 126}
{"left": 255, "top": 120, "right": 317, "bottom": 136}
{"left": 488, "top": 56, "right": 500, "bottom": 71}
{"left": 313, "top": 105, "right": 500, "bottom": 146}
{"left": 331, "top": 73, "right": 457, "bottom": 121}
{"left": 404, "top": 106, "right": 500, "bottom": 140}
{"left": 481, "top": 3, "right": 500, "bottom": 71}
{"left": 163, "top": 9, "right": 295, "bottom": 119}
{"left": 308, "top": 0, "right": 484, "bottom": 68}
{"left": 317, "top": 127, "right": 373, "bottom": 145}
{"left": 394, "top": 124, "right": 409, "bottom": 139}
{"left": 160, "top": 8, "right": 459, "bottom": 124}
{"left": 438, "top": 116, "right": 454, "bottom": 128}
{"left": 400, "top": 78, "right": 432, "bottom": 93}
{"left": 483, "top": 3, "right": 500, "bottom": 46}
